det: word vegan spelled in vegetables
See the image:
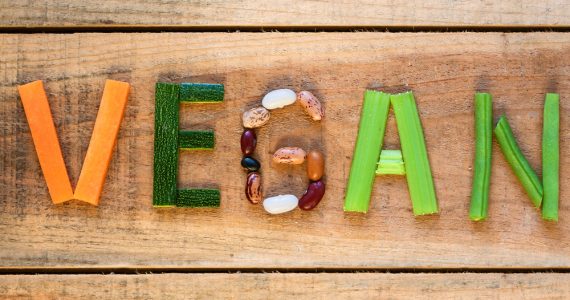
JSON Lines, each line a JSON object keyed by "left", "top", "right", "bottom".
{"left": 469, "top": 92, "right": 560, "bottom": 221}
{"left": 18, "top": 80, "right": 130, "bottom": 205}
{"left": 344, "top": 90, "right": 438, "bottom": 216}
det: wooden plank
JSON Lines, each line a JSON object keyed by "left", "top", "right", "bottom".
{"left": 1, "top": 273, "right": 570, "bottom": 299}
{"left": 0, "top": 1, "right": 569, "bottom": 28}
{"left": 0, "top": 32, "right": 570, "bottom": 269}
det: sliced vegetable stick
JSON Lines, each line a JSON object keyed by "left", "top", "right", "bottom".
{"left": 391, "top": 91, "right": 438, "bottom": 215}
{"left": 344, "top": 90, "right": 391, "bottom": 213}
{"left": 152, "top": 83, "right": 180, "bottom": 207}
{"left": 494, "top": 115, "right": 543, "bottom": 207}
{"left": 469, "top": 92, "right": 493, "bottom": 221}
{"left": 18, "top": 80, "right": 74, "bottom": 204}
{"left": 74, "top": 80, "right": 130, "bottom": 206}
{"left": 542, "top": 93, "right": 560, "bottom": 221}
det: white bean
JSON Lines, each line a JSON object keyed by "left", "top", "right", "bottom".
{"left": 262, "top": 89, "right": 297, "bottom": 110}
{"left": 262, "top": 194, "right": 299, "bottom": 214}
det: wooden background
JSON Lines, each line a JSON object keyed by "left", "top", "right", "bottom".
{"left": 1, "top": 1, "right": 570, "bottom": 299}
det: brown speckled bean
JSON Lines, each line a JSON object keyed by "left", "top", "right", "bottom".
{"left": 306, "top": 150, "right": 324, "bottom": 181}
{"left": 242, "top": 107, "right": 270, "bottom": 128}
{"left": 297, "top": 91, "right": 324, "bottom": 121}
{"left": 272, "top": 147, "right": 306, "bottom": 164}
{"left": 245, "top": 172, "right": 263, "bottom": 204}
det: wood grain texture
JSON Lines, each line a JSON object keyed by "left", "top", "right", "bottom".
{"left": 1, "top": 0, "right": 569, "bottom": 27}
{"left": 1, "top": 273, "right": 570, "bottom": 299}
{"left": 1, "top": 32, "right": 570, "bottom": 269}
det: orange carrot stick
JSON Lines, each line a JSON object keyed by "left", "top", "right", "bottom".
{"left": 74, "top": 80, "right": 130, "bottom": 205}
{"left": 18, "top": 80, "right": 74, "bottom": 204}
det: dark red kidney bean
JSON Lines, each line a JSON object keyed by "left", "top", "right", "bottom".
{"left": 299, "top": 180, "right": 325, "bottom": 210}
{"left": 245, "top": 172, "right": 263, "bottom": 204}
{"left": 241, "top": 129, "right": 257, "bottom": 155}
{"left": 241, "top": 156, "right": 260, "bottom": 171}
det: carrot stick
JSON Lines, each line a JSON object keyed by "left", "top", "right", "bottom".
{"left": 74, "top": 80, "right": 130, "bottom": 205}
{"left": 18, "top": 80, "right": 74, "bottom": 204}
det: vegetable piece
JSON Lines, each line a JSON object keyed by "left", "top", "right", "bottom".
{"left": 344, "top": 90, "right": 391, "bottom": 213}
{"left": 494, "top": 115, "right": 543, "bottom": 207}
{"left": 391, "top": 91, "right": 438, "bottom": 215}
{"left": 469, "top": 93, "right": 493, "bottom": 221}
{"left": 177, "top": 189, "right": 220, "bottom": 207}
{"left": 74, "top": 80, "right": 130, "bottom": 206}
{"left": 542, "top": 93, "right": 560, "bottom": 221}
{"left": 179, "top": 83, "right": 224, "bottom": 103}
{"left": 375, "top": 149, "right": 406, "bottom": 175}
{"left": 17, "top": 80, "right": 74, "bottom": 204}
{"left": 179, "top": 130, "right": 215, "bottom": 150}
{"left": 153, "top": 83, "right": 180, "bottom": 207}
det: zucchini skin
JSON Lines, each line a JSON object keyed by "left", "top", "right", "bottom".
{"left": 179, "top": 130, "right": 215, "bottom": 150}
{"left": 153, "top": 83, "right": 180, "bottom": 207}
{"left": 177, "top": 189, "right": 220, "bottom": 207}
{"left": 180, "top": 83, "right": 224, "bottom": 103}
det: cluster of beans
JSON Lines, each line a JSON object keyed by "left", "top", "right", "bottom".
{"left": 240, "top": 89, "right": 326, "bottom": 214}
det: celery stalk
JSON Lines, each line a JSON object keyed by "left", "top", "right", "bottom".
{"left": 542, "top": 93, "right": 559, "bottom": 221}
{"left": 494, "top": 116, "right": 543, "bottom": 207}
{"left": 344, "top": 90, "right": 391, "bottom": 213}
{"left": 390, "top": 92, "right": 438, "bottom": 215}
{"left": 376, "top": 149, "right": 406, "bottom": 175}
{"left": 469, "top": 93, "right": 493, "bottom": 221}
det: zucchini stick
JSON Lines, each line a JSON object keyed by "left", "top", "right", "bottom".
{"left": 542, "top": 93, "right": 560, "bottom": 221}
{"left": 494, "top": 116, "right": 543, "bottom": 207}
{"left": 344, "top": 90, "right": 391, "bottom": 213}
{"left": 391, "top": 92, "right": 438, "bottom": 215}
{"left": 469, "top": 93, "right": 493, "bottom": 221}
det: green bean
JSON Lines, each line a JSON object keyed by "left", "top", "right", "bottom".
{"left": 542, "top": 93, "right": 560, "bottom": 221}
{"left": 469, "top": 93, "right": 493, "bottom": 221}
{"left": 494, "top": 116, "right": 543, "bottom": 207}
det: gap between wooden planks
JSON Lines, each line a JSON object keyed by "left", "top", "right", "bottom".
{"left": 0, "top": 0, "right": 569, "bottom": 27}
{"left": 1, "top": 273, "right": 570, "bottom": 299}
{"left": 0, "top": 32, "right": 569, "bottom": 270}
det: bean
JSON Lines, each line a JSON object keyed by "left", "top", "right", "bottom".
{"left": 262, "top": 194, "right": 299, "bottom": 214}
{"left": 262, "top": 89, "right": 297, "bottom": 110}
{"left": 243, "top": 107, "right": 270, "bottom": 128}
{"left": 245, "top": 172, "right": 263, "bottom": 204}
{"left": 272, "top": 147, "right": 306, "bottom": 164}
{"left": 241, "top": 156, "right": 260, "bottom": 171}
{"left": 306, "top": 150, "right": 324, "bottom": 181}
{"left": 240, "top": 129, "right": 257, "bottom": 155}
{"left": 297, "top": 91, "right": 324, "bottom": 121}
{"left": 299, "top": 180, "right": 326, "bottom": 210}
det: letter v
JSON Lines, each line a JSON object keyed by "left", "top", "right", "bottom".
{"left": 18, "top": 80, "right": 129, "bottom": 206}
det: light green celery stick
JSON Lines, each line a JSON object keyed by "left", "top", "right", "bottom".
{"left": 376, "top": 149, "right": 406, "bottom": 175}
{"left": 390, "top": 91, "right": 438, "bottom": 215}
{"left": 344, "top": 90, "right": 391, "bottom": 213}
{"left": 494, "top": 116, "right": 543, "bottom": 207}
{"left": 469, "top": 93, "right": 493, "bottom": 221}
{"left": 542, "top": 93, "right": 559, "bottom": 221}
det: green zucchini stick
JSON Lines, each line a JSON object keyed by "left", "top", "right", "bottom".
{"left": 391, "top": 92, "right": 438, "bottom": 215}
{"left": 469, "top": 93, "right": 493, "bottom": 221}
{"left": 494, "top": 116, "right": 543, "bottom": 207}
{"left": 344, "top": 90, "right": 391, "bottom": 213}
{"left": 542, "top": 93, "right": 560, "bottom": 221}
